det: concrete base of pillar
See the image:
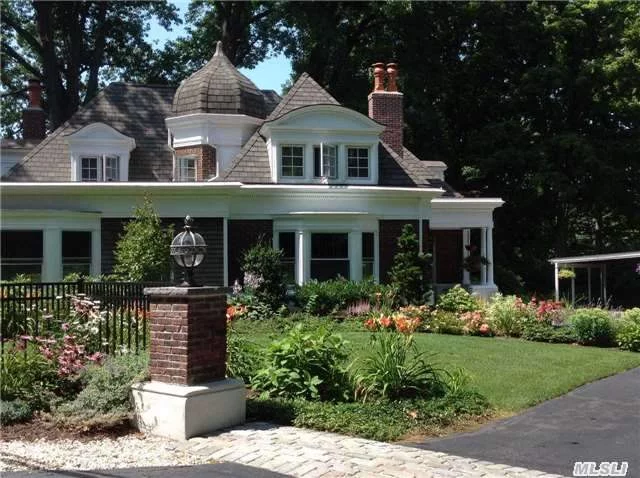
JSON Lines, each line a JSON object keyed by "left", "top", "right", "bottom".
{"left": 131, "top": 378, "right": 245, "bottom": 441}
{"left": 469, "top": 283, "right": 499, "bottom": 300}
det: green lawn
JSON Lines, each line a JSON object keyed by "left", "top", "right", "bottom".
{"left": 239, "top": 322, "right": 640, "bottom": 413}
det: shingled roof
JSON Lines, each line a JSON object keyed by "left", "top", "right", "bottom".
{"left": 5, "top": 83, "right": 177, "bottom": 182}
{"left": 266, "top": 73, "right": 339, "bottom": 120}
{"left": 172, "top": 42, "right": 267, "bottom": 118}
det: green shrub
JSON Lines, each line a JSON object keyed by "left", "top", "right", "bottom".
{"left": 0, "top": 399, "right": 33, "bottom": 425}
{"left": 54, "top": 353, "right": 149, "bottom": 424}
{"left": 487, "top": 294, "right": 529, "bottom": 337}
{"left": 388, "top": 224, "right": 431, "bottom": 304}
{"left": 570, "top": 308, "right": 615, "bottom": 347}
{"left": 241, "top": 240, "right": 287, "bottom": 310}
{"left": 437, "top": 285, "right": 479, "bottom": 314}
{"left": 430, "top": 310, "right": 464, "bottom": 335}
{"left": 295, "top": 279, "right": 384, "bottom": 316}
{"left": 1, "top": 341, "right": 58, "bottom": 409}
{"left": 252, "top": 324, "right": 351, "bottom": 401}
{"left": 617, "top": 308, "right": 640, "bottom": 352}
{"left": 113, "top": 196, "right": 173, "bottom": 281}
{"left": 521, "top": 322, "right": 577, "bottom": 344}
{"left": 353, "top": 333, "right": 445, "bottom": 401}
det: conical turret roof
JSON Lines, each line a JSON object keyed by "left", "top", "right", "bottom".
{"left": 172, "top": 41, "right": 266, "bottom": 118}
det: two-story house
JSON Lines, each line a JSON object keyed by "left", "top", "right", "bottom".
{"left": 1, "top": 42, "right": 502, "bottom": 296}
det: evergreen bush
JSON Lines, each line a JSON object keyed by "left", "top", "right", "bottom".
{"left": 388, "top": 224, "right": 430, "bottom": 305}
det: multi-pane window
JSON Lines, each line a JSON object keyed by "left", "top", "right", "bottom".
{"left": 80, "top": 155, "right": 120, "bottom": 181}
{"left": 281, "top": 145, "right": 304, "bottom": 177}
{"left": 104, "top": 156, "right": 120, "bottom": 181}
{"left": 362, "top": 232, "right": 375, "bottom": 279}
{"left": 310, "top": 233, "right": 350, "bottom": 281}
{"left": 313, "top": 145, "right": 337, "bottom": 178}
{"left": 81, "top": 157, "right": 99, "bottom": 181}
{"left": 178, "top": 157, "right": 196, "bottom": 182}
{"left": 279, "top": 232, "right": 296, "bottom": 284}
{"left": 347, "top": 147, "right": 369, "bottom": 178}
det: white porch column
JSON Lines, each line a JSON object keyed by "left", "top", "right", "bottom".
{"left": 486, "top": 227, "right": 494, "bottom": 285}
{"left": 571, "top": 267, "right": 576, "bottom": 306}
{"left": 222, "top": 218, "right": 229, "bottom": 287}
{"left": 462, "top": 229, "right": 471, "bottom": 285}
{"left": 295, "top": 230, "right": 305, "bottom": 286}
{"left": 603, "top": 263, "right": 607, "bottom": 304}
{"left": 349, "top": 231, "right": 363, "bottom": 282}
{"left": 554, "top": 263, "right": 560, "bottom": 301}
{"left": 42, "top": 229, "right": 62, "bottom": 282}
{"left": 480, "top": 227, "right": 488, "bottom": 285}
{"left": 587, "top": 267, "right": 592, "bottom": 304}
{"left": 90, "top": 229, "right": 101, "bottom": 277}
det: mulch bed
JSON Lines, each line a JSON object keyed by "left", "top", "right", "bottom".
{"left": 0, "top": 415, "right": 140, "bottom": 442}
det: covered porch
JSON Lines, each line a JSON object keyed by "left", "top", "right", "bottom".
{"left": 429, "top": 198, "right": 504, "bottom": 299}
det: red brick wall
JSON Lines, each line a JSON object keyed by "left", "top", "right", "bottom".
{"left": 379, "top": 219, "right": 419, "bottom": 283}
{"left": 368, "top": 91, "right": 403, "bottom": 156}
{"left": 22, "top": 107, "right": 46, "bottom": 140}
{"left": 175, "top": 145, "right": 216, "bottom": 180}
{"left": 148, "top": 292, "right": 227, "bottom": 385}
{"left": 227, "top": 219, "right": 273, "bottom": 285}
{"left": 432, "top": 230, "right": 463, "bottom": 284}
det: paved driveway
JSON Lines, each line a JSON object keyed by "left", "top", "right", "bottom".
{"left": 406, "top": 367, "right": 640, "bottom": 478}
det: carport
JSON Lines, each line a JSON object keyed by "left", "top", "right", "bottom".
{"left": 549, "top": 251, "right": 640, "bottom": 305}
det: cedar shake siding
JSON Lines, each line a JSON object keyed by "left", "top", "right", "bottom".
{"left": 379, "top": 219, "right": 419, "bottom": 283}
{"left": 101, "top": 217, "right": 224, "bottom": 286}
{"left": 432, "top": 229, "right": 463, "bottom": 284}
{"left": 227, "top": 219, "right": 273, "bottom": 285}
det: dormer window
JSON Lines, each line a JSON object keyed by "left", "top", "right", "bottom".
{"left": 177, "top": 156, "right": 196, "bottom": 182}
{"left": 80, "top": 155, "right": 120, "bottom": 182}
{"left": 313, "top": 144, "right": 337, "bottom": 179}
{"left": 281, "top": 145, "right": 304, "bottom": 177}
{"left": 347, "top": 147, "right": 369, "bottom": 178}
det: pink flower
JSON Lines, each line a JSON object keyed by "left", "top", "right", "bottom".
{"left": 61, "top": 323, "right": 70, "bottom": 331}
{"left": 479, "top": 324, "right": 490, "bottom": 335}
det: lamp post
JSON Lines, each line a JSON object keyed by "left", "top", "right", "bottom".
{"left": 170, "top": 216, "right": 207, "bottom": 287}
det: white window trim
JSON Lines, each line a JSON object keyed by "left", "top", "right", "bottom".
{"left": 280, "top": 144, "right": 306, "bottom": 178}
{"left": 176, "top": 156, "right": 197, "bottom": 182}
{"left": 79, "top": 155, "right": 121, "bottom": 182}
{"left": 346, "top": 145, "right": 371, "bottom": 180}
{"left": 313, "top": 143, "right": 338, "bottom": 179}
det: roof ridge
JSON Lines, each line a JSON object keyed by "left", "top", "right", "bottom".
{"left": 266, "top": 72, "right": 339, "bottom": 121}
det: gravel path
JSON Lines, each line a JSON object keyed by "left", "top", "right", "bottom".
{"left": 0, "top": 435, "right": 211, "bottom": 472}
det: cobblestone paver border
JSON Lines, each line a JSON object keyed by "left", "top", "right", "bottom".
{"left": 176, "top": 423, "right": 569, "bottom": 478}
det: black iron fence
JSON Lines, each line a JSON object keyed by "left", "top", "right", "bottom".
{"left": 0, "top": 280, "right": 166, "bottom": 354}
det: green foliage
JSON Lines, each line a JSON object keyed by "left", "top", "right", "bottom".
{"left": 247, "top": 393, "right": 489, "bottom": 442}
{"left": 113, "top": 197, "right": 173, "bottom": 281}
{"left": 437, "top": 285, "right": 479, "bottom": 314}
{"left": 388, "top": 225, "right": 430, "bottom": 305}
{"left": 617, "top": 308, "right": 640, "bottom": 352}
{"left": 487, "top": 294, "right": 529, "bottom": 337}
{"left": 295, "top": 279, "right": 385, "bottom": 316}
{"left": 0, "top": 399, "right": 33, "bottom": 425}
{"left": 227, "top": 325, "right": 263, "bottom": 383}
{"left": 353, "top": 333, "right": 445, "bottom": 402}
{"left": 430, "top": 310, "right": 465, "bottom": 335}
{"left": 521, "top": 323, "right": 577, "bottom": 344}
{"left": 241, "top": 240, "right": 287, "bottom": 310}
{"left": 252, "top": 324, "right": 351, "bottom": 401}
{"left": 54, "top": 353, "right": 149, "bottom": 425}
{"left": 570, "top": 308, "right": 616, "bottom": 347}
{"left": 0, "top": 341, "right": 57, "bottom": 409}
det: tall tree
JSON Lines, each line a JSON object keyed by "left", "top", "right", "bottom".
{"left": 1, "top": 0, "right": 180, "bottom": 134}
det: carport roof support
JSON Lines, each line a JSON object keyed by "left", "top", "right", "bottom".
{"left": 549, "top": 251, "right": 640, "bottom": 303}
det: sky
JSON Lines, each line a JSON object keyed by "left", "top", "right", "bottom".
{"left": 146, "top": 1, "right": 292, "bottom": 94}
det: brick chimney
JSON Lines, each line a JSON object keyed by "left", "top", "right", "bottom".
{"left": 368, "top": 62, "right": 403, "bottom": 156}
{"left": 22, "top": 79, "right": 46, "bottom": 141}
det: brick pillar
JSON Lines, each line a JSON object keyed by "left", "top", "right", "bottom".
{"left": 145, "top": 287, "right": 227, "bottom": 385}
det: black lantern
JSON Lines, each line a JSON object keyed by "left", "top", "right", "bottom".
{"left": 170, "top": 216, "right": 207, "bottom": 287}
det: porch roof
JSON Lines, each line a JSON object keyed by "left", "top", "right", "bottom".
{"left": 549, "top": 251, "right": 640, "bottom": 266}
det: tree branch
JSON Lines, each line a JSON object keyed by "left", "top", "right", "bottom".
{"left": 1, "top": 41, "right": 42, "bottom": 78}
{"left": 2, "top": 12, "right": 43, "bottom": 56}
